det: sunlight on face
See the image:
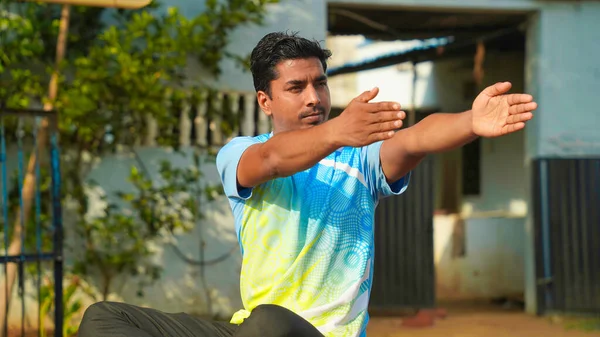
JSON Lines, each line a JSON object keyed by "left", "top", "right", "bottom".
{"left": 258, "top": 57, "right": 331, "bottom": 134}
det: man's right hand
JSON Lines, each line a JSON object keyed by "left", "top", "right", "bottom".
{"left": 327, "top": 87, "right": 405, "bottom": 148}
{"left": 231, "top": 88, "right": 405, "bottom": 189}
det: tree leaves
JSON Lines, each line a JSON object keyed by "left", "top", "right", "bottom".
{"left": 1, "top": 0, "right": 279, "bottom": 316}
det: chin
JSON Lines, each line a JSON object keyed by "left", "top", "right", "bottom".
{"left": 302, "top": 121, "right": 324, "bottom": 128}
{"left": 300, "top": 116, "right": 327, "bottom": 128}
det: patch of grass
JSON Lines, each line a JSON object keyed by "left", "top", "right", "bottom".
{"left": 564, "top": 318, "right": 600, "bottom": 332}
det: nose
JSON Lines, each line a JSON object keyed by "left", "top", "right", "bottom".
{"left": 305, "top": 85, "right": 321, "bottom": 107}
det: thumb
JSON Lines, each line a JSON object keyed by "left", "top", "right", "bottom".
{"left": 355, "top": 87, "right": 379, "bottom": 103}
{"left": 483, "top": 82, "right": 512, "bottom": 97}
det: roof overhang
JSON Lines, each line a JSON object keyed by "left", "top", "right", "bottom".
{"left": 326, "top": 3, "right": 530, "bottom": 76}
{"left": 328, "top": 3, "right": 531, "bottom": 41}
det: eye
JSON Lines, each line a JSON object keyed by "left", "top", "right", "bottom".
{"left": 288, "top": 87, "right": 302, "bottom": 93}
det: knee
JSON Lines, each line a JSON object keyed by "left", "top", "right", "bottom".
{"left": 252, "top": 304, "right": 281, "bottom": 315}
{"left": 78, "top": 302, "right": 119, "bottom": 337}
{"left": 245, "top": 304, "right": 323, "bottom": 337}
{"left": 82, "top": 302, "right": 106, "bottom": 320}
{"left": 81, "top": 301, "right": 120, "bottom": 319}
{"left": 251, "top": 304, "right": 294, "bottom": 321}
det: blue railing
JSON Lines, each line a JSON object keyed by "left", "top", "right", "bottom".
{"left": 0, "top": 107, "right": 63, "bottom": 337}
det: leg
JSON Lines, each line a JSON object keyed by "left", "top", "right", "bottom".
{"left": 78, "top": 301, "right": 237, "bottom": 337}
{"left": 234, "top": 304, "right": 323, "bottom": 337}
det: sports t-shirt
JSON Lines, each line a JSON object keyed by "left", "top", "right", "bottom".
{"left": 216, "top": 132, "right": 410, "bottom": 337}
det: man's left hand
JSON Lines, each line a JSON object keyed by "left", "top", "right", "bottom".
{"left": 471, "top": 81, "right": 537, "bottom": 138}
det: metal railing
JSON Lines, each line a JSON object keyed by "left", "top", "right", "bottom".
{"left": 0, "top": 107, "right": 63, "bottom": 337}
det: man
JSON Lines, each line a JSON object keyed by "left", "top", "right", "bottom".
{"left": 78, "top": 31, "right": 536, "bottom": 337}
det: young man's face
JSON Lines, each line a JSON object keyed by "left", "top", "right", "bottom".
{"left": 257, "top": 57, "right": 331, "bottom": 134}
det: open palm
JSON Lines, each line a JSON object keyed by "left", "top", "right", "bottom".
{"left": 472, "top": 82, "right": 537, "bottom": 138}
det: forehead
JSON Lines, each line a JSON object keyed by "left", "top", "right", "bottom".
{"left": 274, "top": 57, "right": 325, "bottom": 80}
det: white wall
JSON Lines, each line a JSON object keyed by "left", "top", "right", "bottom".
{"left": 434, "top": 215, "right": 525, "bottom": 300}
{"left": 525, "top": 1, "right": 600, "bottom": 158}
{"left": 352, "top": 39, "right": 438, "bottom": 110}
{"left": 325, "top": 35, "right": 362, "bottom": 108}
{"left": 430, "top": 52, "right": 528, "bottom": 300}
{"left": 80, "top": 148, "right": 242, "bottom": 318}
{"left": 457, "top": 52, "right": 527, "bottom": 217}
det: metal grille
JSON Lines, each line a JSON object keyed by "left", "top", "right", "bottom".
{"left": 0, "top": 107, "right": 63, "bottom": 337}
{"left": 370, "top": 156, "right": 435, "bottom": 310}
{"left": 533, "top": 158, "right": 600, "bottom": 314}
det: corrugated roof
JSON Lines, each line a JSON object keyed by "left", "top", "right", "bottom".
{"left": 327, "top": 37, "right": 453, "bottom": 77}
{"left": 327, "top": 37, "right": 455, "bottom": 77}
{"left": 327, "top": 23, "right": 525, "bottom": 77}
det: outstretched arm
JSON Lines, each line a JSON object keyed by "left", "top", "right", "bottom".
{"left": 380, "top": 82, "right": 538, "bottom": 183}
{"left": 236, "top": 88, "right": 404, "bottom": 189}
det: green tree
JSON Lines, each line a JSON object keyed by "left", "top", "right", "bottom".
{"left": 0, "top": 4, "right": 45, "bottom": 108}
{"left": 1, "top": 0, "right": 278, "bottom": 331}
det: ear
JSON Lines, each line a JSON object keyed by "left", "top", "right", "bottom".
{"left": 257, "top": 90, "right": 272, "bottom": 117}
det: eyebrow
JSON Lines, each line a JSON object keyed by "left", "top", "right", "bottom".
{"left": 285, "top": 75, "right": 328, "bottom": 86}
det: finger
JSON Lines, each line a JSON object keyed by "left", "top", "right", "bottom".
{"left": 507, "top": 112, "right": 533, "bottom": 124}
{"left": 354, "top": 87, "right": 379, "bottom": 103}
{"left": 372, "top": 110, "right": 406, "bottom": 124}
{"left": 502, "top": 122, "right": 525, "bottom": 135}
{"left": 369, "top": 130, "right": 396, "bottom": 143}
{"left": 483, "top": 81, "right": 512, "bottom": 97}
{"left": 374, "top": 120, "right": 403, "bottom": 133}
{"left": 509, "top": 102, "right": 537, "bottom": 115}
{"left": 367, "top": 101, "right": 401, "bottom": 113}
{"left": 507, "top": 94, "right": 534, "bottom": 106}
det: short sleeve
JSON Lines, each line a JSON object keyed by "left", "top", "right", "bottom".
{"left": 216, "top": 136, "right": 261, "bottom": 200}
{"left": 361, "top": 140, "right": 411, "bottom": 200}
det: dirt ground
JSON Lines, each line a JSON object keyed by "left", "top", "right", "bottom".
{"left": 367, "top": 302, "right": 600, "bottom": 337}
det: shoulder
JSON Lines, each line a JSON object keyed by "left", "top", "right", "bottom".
{"left": 222, "top": 133, "right": 270, "bottom": 149}
{"left": 217, "top": 133, "right": 270, "bottom": 157}
{"left": 216, "top": 133, "right": 271, "bottom": 177}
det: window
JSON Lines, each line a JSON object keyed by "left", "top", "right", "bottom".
{"left": 462, "top": 137, "right": 481, "bottom": 196}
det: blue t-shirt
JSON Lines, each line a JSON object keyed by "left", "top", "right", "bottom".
{"left": 216, "top": 132, "right": 410, "bottom": 337}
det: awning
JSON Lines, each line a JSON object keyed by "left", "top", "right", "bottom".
{"left": 327, "top": 3, "right": 530, "bottom": 41}
{"left": 327, "top": 24, "right": 525, "bottom": 77}
{"left": 326, "top": 3, "right": 528, "bottom": 77}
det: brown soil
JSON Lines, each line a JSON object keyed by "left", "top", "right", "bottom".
{"left": 367, "top": 302, "right": 599, "bottom": 337}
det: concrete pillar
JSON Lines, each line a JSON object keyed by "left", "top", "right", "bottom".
{"left": 242, "top": 94, "right": 256, "bottom": 136}
{"left": 523, "top": 0, "right": 600, "bottom": 314}
{"left": 179, "top": 93, "right": 192, "bottom": 147}
{"left": 210, "top": 92, "right": 224, "bottom": 146}
{"left": 194, "top": 92, "right": 208, "bottom": 147}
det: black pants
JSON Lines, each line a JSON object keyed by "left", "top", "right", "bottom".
{"left": 78, "top": 301, "right": 324, "bottom": 337}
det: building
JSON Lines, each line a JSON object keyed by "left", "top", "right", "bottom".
{"left": 98, "top": 0, "right": 598, "bottom": 317}
{"left": 321, "top": 0, "right": 600, "bottom": 316}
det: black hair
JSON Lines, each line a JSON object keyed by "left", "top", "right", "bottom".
{"left": 250, "top": 31, "right": 332, "bottom": 97}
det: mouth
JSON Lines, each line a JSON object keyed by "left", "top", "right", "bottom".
{"left": 302, "top": 114, "right": 323, "bottom": 125}
{"left": 300, "top": 110, "right": 325, "bottom": 125}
